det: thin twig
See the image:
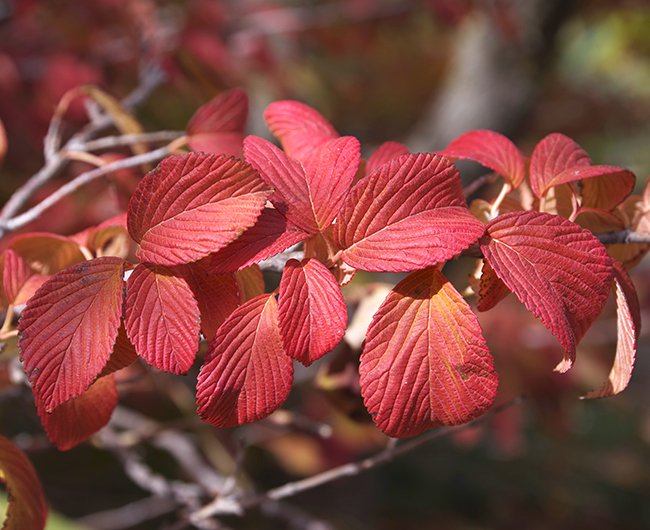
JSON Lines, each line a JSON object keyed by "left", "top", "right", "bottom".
{"left": 597, "top": 230, "right": 650, "bottom": 245}
{"left": 190, "top": 396, "right": 525, "bottom": 523}
{"left": 75, "top": 130, "right": 184, "bottom": 152}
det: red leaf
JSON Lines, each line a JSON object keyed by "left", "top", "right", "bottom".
{"left": 207, "top": 208, "right": 308, "bottom": 273}
{"left": 581, "top": 168, "right": 636, "bottom": 211}
{"left": 180, "top": 262, "right": 240, "bottom": 341}
{"left": 335, "top": 154, "right": 485, "bottom": 272}
{"left": 128, "top": 153, "right": 270, "bottom": 266}
{"left": 125, "top": 263, "right": 200, "bottom": 374}
{"left": 437, "top": 130, "right": 526, "bottom": 188}
{"left": 278, "top": 259, "right": 347, "bottom": 366}
{"left": 480, "top": 211, "right": 613, "bottom": 372}
{"left": 186, "top": 88, "right": 248, "bottom": 156}
{"left": 529, "top": 133, "right": 590, "bottom": 198}
{"left": 18, "top": 257, "right": 125, "bottom": 411}
{"left": 37, "top": 374, "right": 118, "bottom": 451}
{"left": 477, "top": 260, "right": 510, "bottom": 312}
{"left": 100, "top": 326, "right": 138, "bottom": 377}
{"left": 366, "top": 141, "right": 410, "bottom": 174}
{"left": 235, "top": 265, "right": 265, "bottom": 302}
{"left": 0, "top": 435, "right": 47, "bottom": 530}
{"left": 264, "top": 100, "right": 338, "bottom": 162}
{"left": 2, "top": 249, "right": 34, "bottom": 304}
{"left": 360, "top": 268, "right": 497, "bottom": 438}
{"left": 196, "top": 294, "right": 294, "bottom": 427}
{"left": 583, "top": 261, "right": 640, "bottom": 398}
{"left": 9, "top": 233, "right": 85, "bottom": 274}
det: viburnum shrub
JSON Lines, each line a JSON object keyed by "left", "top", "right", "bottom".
{"left": 0, "top": 88, "right": 647, "bottom": 526}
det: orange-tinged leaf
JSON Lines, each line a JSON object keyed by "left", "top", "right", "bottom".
{"left": 366, "top": 141, "right": 409, "bottom": 174}
{"left": 207, "top": 208, "right": 308, "bottom": 273}
{"left": 360, "top": 268, "right": 497, "bottom": 438}
{"left": 278, "top": 259, "right": 347, "bottom": 366}
{"left": 437, "top": 130, "right": 526, "bottom": 188}
{"left": 196, "top": 294, "right": 294, "bottom": 427}
{"left": 581, "top": 168, "right": 635, "bottom": 211}
{"left": 235, "top": 265, "right": 265, "bottom": 302}
{"left": 480, "top": 211, "right": 613, "bottom": 372}
{"left": 477, "top": 260, "right": 510, "bottom": 311}
{"left": 583, "top": 261, "right": 640, "bottom": 398}
{"left": 336, "top": 154, "right": 485, "bottom": 272}
{"left": 125, "top": 263, "right": 200, "bottom": 374}
{"left": 529, "top": 133, "right": 590, "bottom": 198}
{"left": 9, "top": 233, "right": 85, "bottom": 274}
{"left": 128, "top": 153, "right": 270, "bottom": 266}
{"left": 264, "top": 100, "right": 338, "bottom": 162}
{"left": 18, "top": 257, "right": 125, "bottom": 412}
{"left": 0, "top": 435, "right": 47, "bottom": 530}
{"left": 37, "top": 374, "right": 118, "bottom": 451}
{"left": 2, "top": 249, "right": 33, "bottom": 304}
{"left": 179, "top": 262, "right": 240, "bottom": 341}
{"left": 186, "top": 88, "right": 248, "bottom": 156}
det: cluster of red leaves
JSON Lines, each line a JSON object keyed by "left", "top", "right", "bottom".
{"left": 5, "top": 90, "right": 646, "bottom": 458}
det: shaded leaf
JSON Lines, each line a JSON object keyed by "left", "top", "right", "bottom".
{"left": 235, "top": 265, "right": 265, "bottom": 302}
{"left": 128, "top": 153, "right": 270, "bottom": 266}
{"left": 125, "top": 263, "right": 200, "bottom": 374}
{"left": 278, "top": 259, "right": 347, "bottom": 366}
{"left": 100, "top": 326, "right": 138, "bottom": 377}
{"left": 529, "top": 133, "right": 590, "bottom": 198}
{"left": 336, "top": 154, "right": 485, "bottom": 272}
{"left": 2, "top": 249, "right": 34, "bottom": 304}
{"left": 37, "top": 374, "right": 118, "bottom": 451}
{"left": 197, "top": 294, "right": 293, "bottom": 427}
{"left": 360, "top": 268, "right": 497, "bottom": 438}
{"left": 187, "top": 88, "right": 248, "bottom": 156}
{"left": 0, "top": 435, "right": 47, "bottom": 530}
{"left": 583, "top": 261, "right": 640, "bottom": 398}
{"left": 18, "top": 257, "right": 125, "bottom": 411}
{"left": 207, "top": 208, "right": 308, "bottom": 273}
{"left": 9, "top": 233, "right": 85, "bottom": 274}
{"left": 477, "top": 260, "right": 510, "bottom": 311}
{"left": 581, "top": 168, "right": 636, "bottom": 211}
{"left": 480, "top": 211, "right": 613, "bottom": 372}
{"left": 366, "top": 141, "right": 410, "bottom": 174}
{"left": 437, "top": 130, "right": 526, "bottom": 188}
{"left": 264, "top": 100, "right": 338, "bottom": 161}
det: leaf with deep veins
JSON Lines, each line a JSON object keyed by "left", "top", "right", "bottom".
{"left": 360, "top": 268, "right": 497, "bottom": 438}
{"left": 437, "top": 130, "right": 526, "bottom": 188}
{"left": 584, "top": 261, "right": 640, "bottom": 398}
{"left": 128, "top": 153, "right": 270, "bottom": 266}
{"left": 207, "top": 208, "right": 308, "bottom": 273}
{"left": 37, "top": 375, "right": 118, "bottom": 451}
{"left": 18, "top": 257, "right": 125, "bottom": 411}
{"left": 480, "top": 211, "right": 613, "bottom": 372}
{"left": 529, "top": 133, "right": 590, "bottom": 198}
{"left": 196, "top": 294, "right": 294, "bottom": 427}
{"left": 336, "top": 153, "right": 485, "bottom": 272}
{"left": 125, "top": 263, "right": 200, "bottom": 374}
{"left": 187, "top": 88, "right": 248, "bottom": 156}
{"left": 264, "top": 100, "right": 338, "bottom": 161}
{"left": 0, "top": 435, "right": 47, "bottom": 530}
{"left": 278, "top": 259, "right": 347, "bottom": 366}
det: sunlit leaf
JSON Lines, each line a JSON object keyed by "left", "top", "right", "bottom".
{"left": 18, "top": 257, "right": 125, "bottom": 411}
{"left": 360, "top": 268, "right": 497, "bottom": 438}
{"left": 196, "top": 294, "right": 293, "bottom": 427}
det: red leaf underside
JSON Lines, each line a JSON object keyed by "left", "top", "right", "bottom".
{"left": 18, "top": 257, "right": 125, "bottom": 411}
{"left": 477, "top": 259, "right": 510, "bottom": 312}
{"left": 437, "top": 130, "right": 526, "bottom": 188}
{"left": 264, "top": 100, "right": 339, "bottom": 162}
{"left": 360, "top": 267, "right": 498, "bottom": 438}
{"left": 128, "top": 153, "right": 270, "bottom": 266}
{"left": 9, "top": 233, "right": 85, "bottom": 274}
{"left": 235, "top": 265, "right": 265, "bottom": 302}
{"left": 100, "top": 325, "right": 138, "bottom": 377}
{"left": 336, "top": 153, "right": 485, "bottom": 272}
{"left": 480, "top": 211, "right": 613, "bottom": 372}
{"left": 2, "top": 249, "right": 34, "bottom": 304}
{"left": 0, "top": 435, "right": 47, "bottom": 530}
{"left": 278, "top": 259, "right": 348, "bottom": 366}
{"left": 125, "top": 263, "right": 200, "bottom": 374}
{"left": 583, "top": 261, "right": 640, "bottom": 398}
{"left": 581, "top": 168, "right": 636, "bottom": 211}
{"left": 37, "top": 374, "right": 118, "bottom": 451}
{"left": 196, "top": 294, "right": 294, "bottom": 427}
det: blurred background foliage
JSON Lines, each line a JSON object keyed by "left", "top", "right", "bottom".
{"left": 0, "top": 0, "right": 649, "bottom": 529}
